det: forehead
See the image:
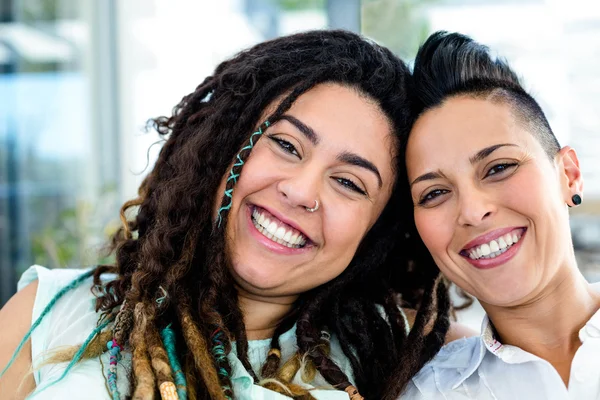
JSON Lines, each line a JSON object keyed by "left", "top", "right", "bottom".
{"left": 288, "top": 83, "right": 392, "bottom": 140}
{"left": 407, "top": 96, "right": 538, "bottom": 172}
{"left": 282, "top": 83, "right": 396, "bottom": 173}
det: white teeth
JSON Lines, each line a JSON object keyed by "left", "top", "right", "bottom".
{"left": 251, "top": 208, "right": 308, "bottom": 248}
{"left": 274, "top": 226, "right": 286, "bottom": 240}
{"left": 467, "top": 230, "right": 524, "bottom": 260}
{"left": 267, "top": 222, "right": 278, "bottom": 235}
{"left": 290, "top": 233, "right": 299, "bottom": 244}
{"left": 480, "top": 244, "right": 491, "bottom": 256}
{"left": 505, "top": 234, "right": 514, "bottom": 246}
{"left": 489, "top": 240, "right": 500, "bottom": 252}
{"left": 498, "top": 237, "right": 508, "bottom": 250}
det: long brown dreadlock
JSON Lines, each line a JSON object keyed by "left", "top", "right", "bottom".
{"left": 78, "top": 30, "right": 452, "bottom": 399}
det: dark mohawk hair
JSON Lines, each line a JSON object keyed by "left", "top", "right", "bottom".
{"left": 411, "top": 31, "right": 560, "bottom": 157}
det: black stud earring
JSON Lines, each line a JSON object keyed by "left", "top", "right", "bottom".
{"left": 572, "top": 194, "right": 582, "bottom": 206}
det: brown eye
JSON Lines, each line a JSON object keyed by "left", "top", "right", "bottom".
{"left": 486, "top": 162, "right": 518, "bottom": 177}
{"left": 269, "top": 135, "right": 300, "bottom": 158}
{"left": 419, "top": 189, "right": 450, "bottom": 205}
{"left": 333, "top": 177, "right": 367, "bottom": 196}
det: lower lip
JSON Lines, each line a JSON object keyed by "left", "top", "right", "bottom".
{"left": 245, "top": 205, "right": 313, "bottom": 255}
{"left": 464, "top": 229, "right": 527, "bottom": 270}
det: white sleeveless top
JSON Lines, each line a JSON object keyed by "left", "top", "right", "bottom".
{"left": 18, "top": 266, "right": 356, "bottom": 399}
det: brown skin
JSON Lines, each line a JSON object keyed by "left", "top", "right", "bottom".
{"left": 0, "top": 281, "right": 37, "bottom": 399}
{"left": 407, "top": 96, "right": 600, "bottom": 386}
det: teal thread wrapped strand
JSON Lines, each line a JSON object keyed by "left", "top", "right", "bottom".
{"left": 106, "top": 338, "right": 122, "bottom": 400}
{"left": 0, "top": 269, "right": 95, "bottom": 380}
{"left": 216, "top": 121, "right": 270, "bottom": 228}
{"left": 30, "top": 317, "right": 113, "bottom": 398}
{"left": 210, "top": 328, "right": 233, "bottom": 400}
{"left": 161, "top": 324, "right": 187, "bottom": 400}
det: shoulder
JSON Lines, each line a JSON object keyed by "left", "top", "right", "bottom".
{"left": 409, "top": 336, "right": 482, "bottom": 396}
{"left": 0, "top": 278, "right": 39, "bottom": 397}
{"left": 401, "top": 308, "right": 478, "bottom": 344}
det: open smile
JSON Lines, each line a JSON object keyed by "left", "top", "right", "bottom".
{"left": 247, "top": 205, "right": 314, "bottom": 252}
{"left": 460, "top": 227, "right": 527, "bottom": 269}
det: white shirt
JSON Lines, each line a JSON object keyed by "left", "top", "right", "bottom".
{"left": 403, "top": 284, "right": 600, "bottom": 400}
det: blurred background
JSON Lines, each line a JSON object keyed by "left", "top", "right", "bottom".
{"left": 1, "top": 0, "right": 599, "bottom": 330}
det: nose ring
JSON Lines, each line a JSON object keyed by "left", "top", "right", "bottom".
{"left": 305, "top": 200, "right": 320, "bottom": 213}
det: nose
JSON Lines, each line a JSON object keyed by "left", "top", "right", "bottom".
{"left": 456, "top": 186, "right": 495, "bottom": 227}
{"left": 276, "top": 166, "right": 321, "bottom": 211}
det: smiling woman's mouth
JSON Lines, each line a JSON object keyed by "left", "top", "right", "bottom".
{"left": 251, "top": 206, "right": 309, "bottom": 248}
{"left": 461, "top": 228, "right": 526, "bottom": 260}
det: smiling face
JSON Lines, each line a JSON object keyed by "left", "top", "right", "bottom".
{"left": 215, "top": 83, "right": 396, "bottom": 299}
{"left": 406, "top": 96, "right": 583, "bottom": 307}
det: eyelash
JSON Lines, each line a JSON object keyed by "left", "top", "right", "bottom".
{"left": 485, "top": 162, "right": 518, "bottom": 177}
{"left": 268, "top": 135, "right": 368, "bottom": 196}
{"left": 418, "top": 189, "right": 449, "bottom": 205}
{"left": 269, "top": 135, "right": 299, "bottom": 157}
{"left": 418, "top": 162, "right": 519, "bottom": 205}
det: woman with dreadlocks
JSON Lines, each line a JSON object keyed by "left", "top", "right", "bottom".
{"left": 0, "top": 30, "right": 465, "bottom": 400}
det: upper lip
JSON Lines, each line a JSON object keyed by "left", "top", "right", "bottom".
{"left": 251, "top": 203, "right": 314, "bottom": 243}
{"left": 462, "top": 226, "right": 525, "bottom": 251}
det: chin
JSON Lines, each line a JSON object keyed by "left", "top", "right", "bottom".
{"left": 477, "top": 281, "right": 539, "bottom": 307}
{"left": 231, "top": 263, "right": 286, "bottom": 292}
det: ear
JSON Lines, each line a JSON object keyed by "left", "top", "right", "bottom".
{"left": 556, "top": 146, "right": 583, "bottom": 206}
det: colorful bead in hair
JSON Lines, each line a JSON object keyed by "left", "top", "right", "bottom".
{"left": 106, "top": 338, "right": 122, "bottom": 400}
{"left": 159, "top": 381, "right": 179, "bottom": 400}
{"left": 344, "top": 385, "right": 364, "bottom": 400}
{"left": 161, "top": 324, "right": 187, "bottom": 400}
{"left": 216, "top": 120, "right": 270, "bottom": 227}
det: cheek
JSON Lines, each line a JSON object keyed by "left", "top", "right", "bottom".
{"left": 500, "top": 165, "right": 562, "bottom": 220}
{"left": 322, "top": 206, "right": 372, "bottom": 267}
{"left": 219, "top": 145, "right": 277, "bottom": 215}
{"left": 415, "top": 210, "right": 452, "bottom": 255}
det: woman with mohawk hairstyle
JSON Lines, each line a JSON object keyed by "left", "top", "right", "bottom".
{"left": 399, "top": 30, "right": 600, "bottom": 399}
{"left": 0, "top": 30, "right": 467, "bottom": 400}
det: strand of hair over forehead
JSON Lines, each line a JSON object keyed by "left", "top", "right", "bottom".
{"left": 1, "top": 30, "right": 450, "bottom": 400}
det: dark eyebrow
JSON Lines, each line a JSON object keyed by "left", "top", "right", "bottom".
{"left": 279, "top": 115, "right": 319, "bottom": 145}
{"left": 469, "top": 143, "right": 518, "bottom": 165}
{"left": 410, "top": 171, "right": 445, "bottom": 189}
{"left": 278, "top": 115, "right": 382, "bottom": 188}
{"left": 410, "top": 143, "right": 518, "bottom": 188}
{"left": 338, "top": 152, "right": 383, "bottom": 188}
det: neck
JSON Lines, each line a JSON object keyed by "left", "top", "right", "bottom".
{"left": 237, "top": 288, "right": 297, "bottom": 340}
{"left": 482, "top": 267, "right": 600, "bottom": 385}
